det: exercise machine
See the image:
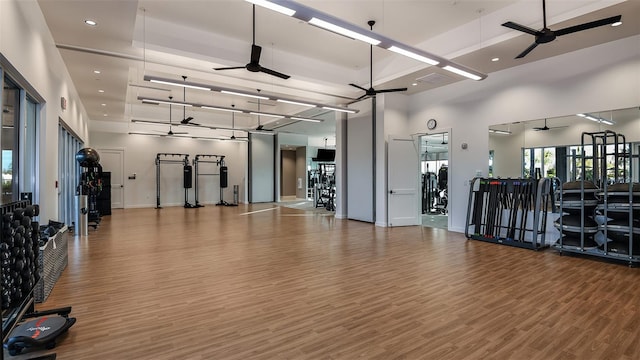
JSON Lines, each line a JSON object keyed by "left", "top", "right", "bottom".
{"left": 192, "top": 154, "right": 236, "bottom": 207}
{"left": 155, "top": 153, "right": 191, "bottom": 209}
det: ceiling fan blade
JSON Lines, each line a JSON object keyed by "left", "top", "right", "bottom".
{"left": 515, "top": 42, "right": 539, "bottom": 59}
{"left": 355, "top": 93, "right": 371, "bottom": 101}
{"left": 502, "top": 21, "right": 541, "bottom": 36}
{"left": 213, "top": 66, "right": 245, "bottom": 71}
{"left": 555, "top": 15, "right": 622, "bottom": 36}
{"left": 533, "top": 127, "right": 547, "bottom": 131}
{"left": 180, "top": 117, "right": 194, "bottom": 124}
{"left": 250, "top": 44, "right": 262, "bottom": 64}
{"left": 375, "top": 87, "right": 408, "bottom": 94}
{"left": 259, "top": 66, "right": 291, "bottom": 80}
{"left": 349, "top": 83, "right": 368, "bottom": 92}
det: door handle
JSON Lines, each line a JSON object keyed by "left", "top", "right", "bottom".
{"left": 389, "top": 190, "right": 394, "bottom": 194}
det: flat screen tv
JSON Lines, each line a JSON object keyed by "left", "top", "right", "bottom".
{"left": 312, "top": 149, "right": 335, "bottom": 162}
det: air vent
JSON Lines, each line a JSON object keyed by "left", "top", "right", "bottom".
{"left": 415, "top": 73, "right": 453, "bottom": 85}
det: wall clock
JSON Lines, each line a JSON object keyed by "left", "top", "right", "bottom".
{"left": 427, "top": 118, "right": 437, "bottom": 130}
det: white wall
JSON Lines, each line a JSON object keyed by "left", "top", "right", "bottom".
{"left": 89, "top": 132, "right": 247, "bottom": 208}
{"left": 376, "top": 93, "right": 410, "bottom": 227}
{"left": 1, "top": 0, "right": 90, "bottom": 221}
{"left": 408, "top": 35, "right": 640, "bottom": 233}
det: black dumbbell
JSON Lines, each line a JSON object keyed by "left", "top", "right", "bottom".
{"left": 12, "top": 208, "right": 25, "bottom": 220}
{"left": 21, "top": 216, "right": 31, "bottom": 228}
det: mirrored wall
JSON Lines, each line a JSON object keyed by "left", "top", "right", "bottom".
{"left": 489, "top": 106, "right": 640, "bottom": 184}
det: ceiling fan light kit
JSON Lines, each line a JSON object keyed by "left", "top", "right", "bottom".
{"left": 246, "top": 0, "right": 487, "bottom": 81}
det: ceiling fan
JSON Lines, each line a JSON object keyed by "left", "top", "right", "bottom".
{"left": 213, "top": 5, "right": 290, "bottom": 80}
{"left": 178, "top": 76, "right": 200, "bottom": 125}
{"left": 533, "top": 118, "right": 566, "bottom": 131}
{"left": 153, "top": 97, "right": 188, "bottom": 136}
{"left": 350, "top": 21, "right": 407, "bottom": 100}
{"left": 502, "top": 0, "right": 622, "bottom": 59}
{"left": 229, "top": 105, "right": 249, "bottom": 140}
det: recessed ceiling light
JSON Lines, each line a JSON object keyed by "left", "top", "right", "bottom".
{"left": 84, "top": 19, "right": 97, "bottom": 26}
{"left": 491, "top": 57, "right": 500, "bottom": 62}
{"left": 98, "top": 89, "right": 104, "bottom": 93}
{"left": 103, "top": 114, "right": 107, "bottom": 117}
{"left": 612, "top": 21, "right": 622, "bottom": 27}
{"left": 412, "top": 83, "right": 418, "bottom": 86}
{"left": 93, "top": 70, "right": 101, "bottom": 74}
{"left": 101, "top": 103, "right": 106, "bottom": 106}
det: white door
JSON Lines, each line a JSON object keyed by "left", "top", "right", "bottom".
{"left": 97, "top": 149, "right": 124, "bottom": 209}
{"left": 388, "top": 136, "right": 420, "bottom": 227}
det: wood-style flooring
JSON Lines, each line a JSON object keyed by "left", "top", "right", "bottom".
{"left": 14, "top": 204, "right": 640, "bottom": 359}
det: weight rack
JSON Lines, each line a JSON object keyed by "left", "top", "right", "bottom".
{"left": 465, "top": 177, "right": 554, "bottom": 250}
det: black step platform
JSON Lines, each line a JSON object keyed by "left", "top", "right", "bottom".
{"left": 4, "top": 315, "right": 76, "bottom": 356}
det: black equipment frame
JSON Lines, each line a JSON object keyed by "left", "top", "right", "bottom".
{"left": 554, "top": 130, "right": 639, "bottom": 266}
{"left": 155, "top": 153, "right": 190, "bottom": 209}
{"left": 192, "top": 154, "right": 226, "bottom": 207}
{"left": 465, "top": 177, "right": 553, "bottom": 250}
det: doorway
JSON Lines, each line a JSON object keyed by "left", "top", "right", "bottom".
{"left": 421, "top": 132, "right": 449, "bottom": 229}
{"left": 97, "top": 148, "right": 124, "bottom": 209}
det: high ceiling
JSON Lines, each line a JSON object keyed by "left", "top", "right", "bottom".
{"left": 36, "top": 0, "right": 640, "bottom": 140}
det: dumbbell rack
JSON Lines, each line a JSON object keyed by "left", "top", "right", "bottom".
{"left": 1, "top": 200, "right": 39, "bottom": 357}
{"left": 465, "top": 177, "right": 554, "bottom": 250}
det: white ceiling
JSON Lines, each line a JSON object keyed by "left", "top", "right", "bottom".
{"left": 36, "top": 0, "right": 640, "bottom": 140}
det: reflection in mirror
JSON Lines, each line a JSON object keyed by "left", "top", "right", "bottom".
{"left": 420, "top": 132, "right": 449, "bottom": 227}
{"left": 489, "top": 106, "right": 640, "bottom": 183}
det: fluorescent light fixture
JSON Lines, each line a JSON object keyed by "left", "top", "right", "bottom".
{"left": 245, "top": 0, "right": 295, "bottom": 16}
{"left": 139, "top": 98, "right": 192, "bottom": 107}
{"left": 442, "top": 65, "right": 482, "bottom": 81}
{"left": 250, "top": 111, "right": 282, "bottom": 118}
{"left": 149, "top": 79, "right": 211, "bottom": 91}
{"left": 248, "top": 0, "right": 487, "bottom": 82}
{"left": 221, "top": 90, "right": 269, "bottom": 100}
{"left": 491, "top": 57, "right": 500, "bottom": 62}
{"left": 201, "top": 106, "right": 242, "bottom": 113}
{"left": 128, "top": 132, "right": 163, "bottom": 137}
{"left": 93, "top": 70, "right": 101, "bottom": 74}
{"left": 309, "top": 18, "right": 380, "bottom": 45}
{"left": 276, "top": 99, "right": 316, "bottom": 107}
{"left": 84, "top": 19, "right": 97, "bottom": 26}
{"left": 612, "top": 21, "right": 622, "bottom": 27}
{"left": 388, "top": 46, "right": 439, "bottom": 66}
{"left": 489, "top": 129, "right": 511, "bottom": 135}
{"left": 98, "top": 89, "right": 105, "bottom": 93}
{"left": 290, "top": 116, "right": 321, "bottom": 123}
{"left": 578, "top": 113, "right": 614, "bottom": 126}
{"left": 322, "top": 106, "right": 356, "bottom": 114}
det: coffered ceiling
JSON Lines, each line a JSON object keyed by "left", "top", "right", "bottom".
{"left": 36, "top": 0, "right": 639, "bottom": 139}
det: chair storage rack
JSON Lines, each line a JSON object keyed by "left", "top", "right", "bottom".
{"left": 465, "top": 177, "right": 553, "bottom": 250}
{"left": 554, "top": 130, "right": 639, "bottom": 266}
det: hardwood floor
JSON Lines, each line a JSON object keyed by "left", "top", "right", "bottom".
{"left": 14, "top": 204, "right": 640, "bottom": 359}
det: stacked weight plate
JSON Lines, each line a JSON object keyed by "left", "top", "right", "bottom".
{"left": 594, "top": 183, "right": 640, "bottom": 256}
{"left": 555, "top": 181, "right": 599, "bottom": 249}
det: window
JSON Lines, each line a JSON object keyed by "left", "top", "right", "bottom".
{"left": 58, "top": 123, "right": 82, "bottom": 226}
{"left": 1, "top": 66, "right": 41, "bottom": 206}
